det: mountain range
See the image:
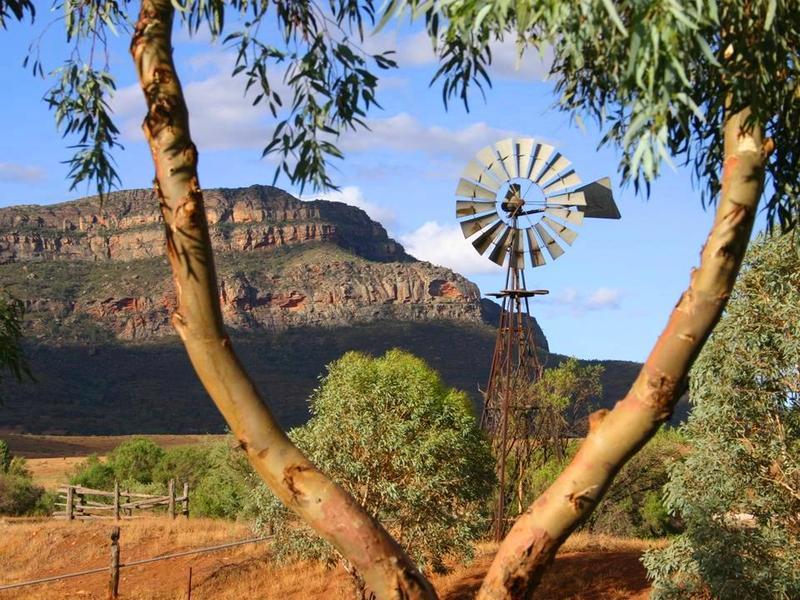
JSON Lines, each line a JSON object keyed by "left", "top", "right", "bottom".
{"left": 0, "top": 185, "right": 673, "bottom": 434}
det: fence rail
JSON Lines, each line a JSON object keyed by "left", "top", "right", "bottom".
{"left": 0, "top": 532, "right": 272, "bottom": 595}
{"left": 53, "top": 480, "right": 189, "bottom": 521}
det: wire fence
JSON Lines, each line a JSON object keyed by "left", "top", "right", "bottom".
{"left": 0, "top": 534, "right": 273, "bottom": 593}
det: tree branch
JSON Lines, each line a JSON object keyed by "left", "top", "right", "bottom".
{"left": 476, "top": 106, "right": 769, "bottom": 600}
{"left": 129, "top": 1, "right": 436, "bottom": 598}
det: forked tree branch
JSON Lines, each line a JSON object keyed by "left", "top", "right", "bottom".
{"left": 476, "top": 106, "right": 769, "bottom": 599}
{"left": 129, "top": 1, "right": 436, "bottom": 598}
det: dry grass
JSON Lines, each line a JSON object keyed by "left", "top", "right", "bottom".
{"left": 25, "top": 457, "right": 90, "bottom": 490}
{"left": 0, "top": 518, "right": 658, "bottom": 599}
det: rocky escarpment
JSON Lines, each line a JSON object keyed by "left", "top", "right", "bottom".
{"left": 0, "top": 185, "right": 405, "bottom": 264}
{"left": 0, "top": 185, "right": 548, "bottom": 350}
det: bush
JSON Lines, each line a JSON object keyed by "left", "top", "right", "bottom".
{"left": 0, "top": 441, "right": 47, "bottom": 516}
{"left": 644, "top": 234, "right": 800, "bottom": 599}
{"left": 522, "top": 429, "right": 684, "bottom": 539}
{"left": 253, "top": 349, "right": 495, "bottom": 580}
{"left": 190, "top": 442, "right": 255, "bottom": 519}
{"left": 107, "top": 438, "right": 165, "bottom": 484}
{"left": 70, "top": 454, "right": 115, "bottom": 489}
{"left": 152, "top": 445, "right": 212, "bottom": 488}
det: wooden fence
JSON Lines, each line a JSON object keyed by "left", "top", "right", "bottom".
{"left": 54, "top": 480, "right": 189, "bottom": 521}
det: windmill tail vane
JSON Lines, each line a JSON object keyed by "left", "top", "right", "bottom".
{"left": 454, "top": 137, "right": 620, "bottom": 540}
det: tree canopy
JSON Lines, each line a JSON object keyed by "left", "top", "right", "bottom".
{"left": 644, "top": 233, "right": 800, "bottom": 599}
{"left": 254, "top": 349, "right": 495, "bottom": 580}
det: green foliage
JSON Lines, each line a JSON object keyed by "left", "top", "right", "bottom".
{"left": 21, "top": 0, "right": 397, "bottom": 195}
{"left": 521, "top": 429, "right": 684, "bottom": 539}
{"left": 0, "top": 438, "right": 47, "bottom": 516}
{"left": 384, "top": 0, "right": 800, "bottom": 232}
{"left": 190, "top": 442, "right": 256, "bottom": 520}
{"left": 107, "top": 438, "right": 166, "bottom": 484}
{"left": 0, "top": 439, "right": 10, "bottom": 473}
{"left": 69, "top": 438, "right": 257, "bottom": 519}
{"left": 152, "top": 445, "right": 212, "bottom": 488}
{"left": 70, "top": 454, "right": 115, "bottom": 489}
{"left": 0, "top": 472, "right": 44, "bottom": 515}
{"left": 644, "top": 234, "right": 800, "bottom": 599}
{"left": 253, "top": 349, "right": 495, "bottom": 574}
{"left": 588, "top": 429, "right": 684, "bottom": 538}
{"left": 0, "top": 292, "right": 32, "bottom": 401}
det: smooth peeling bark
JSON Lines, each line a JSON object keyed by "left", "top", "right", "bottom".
{"left": 129, "top": 2, "right": 437, "bottom": 598}
{"left": 476, "top": 107, "right": 770, "bottom": 600}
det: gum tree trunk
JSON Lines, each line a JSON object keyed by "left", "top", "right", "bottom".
{"left": 129, "top": 2, "right": 436, "bottom": 598}
{"left": 476, "top": 107, "right": 770, "bottom": 599}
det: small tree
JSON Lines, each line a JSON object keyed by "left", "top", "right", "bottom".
{"left": 644, "top": 234, "right": 800, "bottom": 598}
{"left": 254, "top": 350, "right": 495, "bottom": 593}
{"left": 107, "top": 438, "right": 166, "bottom": 485}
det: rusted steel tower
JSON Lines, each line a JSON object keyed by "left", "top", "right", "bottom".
{"left": 455, "top": 138, "right": 620, "bottom": 539}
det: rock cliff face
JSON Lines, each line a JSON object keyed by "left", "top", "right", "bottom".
{"left": 0, "top": 185, "right": 548, "bottom": 350}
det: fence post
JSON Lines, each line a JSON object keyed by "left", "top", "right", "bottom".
{"left": 66, "top": 486, "right": 74, "bottom": 521}
{"left": 168, "top": 479, "right": 175, "bottom": 519}
{"left": 113, "top": 481, "right": 120, "bottom": 521}
{"left": 108, "top": 527, "right": 120, "bottom": 600}
{"left": 182, "top": 482, "right": 189, "bottom": 518}
{"left": 186, "top": 566, "right": 193, "bottom": 600}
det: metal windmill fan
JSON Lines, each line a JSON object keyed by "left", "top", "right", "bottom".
{"left": 456, "top": 138, "right": 620, "bottom": 269}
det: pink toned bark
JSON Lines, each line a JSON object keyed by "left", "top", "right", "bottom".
{"left": 129, "top": 1, "right": 436, "bottom": 598}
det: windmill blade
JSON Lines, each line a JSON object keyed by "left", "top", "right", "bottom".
{"left": 534, "top": 223, "right": 565, "bottom": 260}
{"left": 542, "top": 170, "right": 582, "bottom": 194}
{"left": 576, "top": 177, "right": 621, "bottom": 219}
{"left": 517, "top": 138, "right": 537, "bottom": 178}
{"left": 525, "top": 228, "right": 546, "bottom": 267}
{"left": 545, "top": 207, "right": 585, "bottom": 226}
{"left": 455, "top": 178, "right": 496, "bottom": 201}
{"left": 476, "top": 146, "right": 508, "bottom": 182}
{"left": 460, "top": 212, "right": 498, "bottom": 238}
{"left": 528, "top": 143, "right": 555, "bottom": 181}
{"left": 456, "top": 200, "right": 497, "bottom": 218}
{"left": 472, "top": 220, "right": 505, "bottom": 254}
{"left": 488, "top": 226, "right": 513, "bottom": 265}
{"left": 507, "top": 229, "right": 526, "bottom": 270}
{"left": 542, "top": 216, "right": 578, "bottom": 245}
{"left": 494, "top": 138, "right": 518, "bottom": 178}
{"left": 461, "top": 159, "right": 501, "bottom": 191}
{"left": 546, "top": 190, "right": 586, "bottom": 206}
{"left": 536, "top": 154, "right": 572, "bottom": 186}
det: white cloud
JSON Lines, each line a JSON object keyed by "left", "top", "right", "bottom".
{"left": 111, "top": 50, "right": 282, "bottom": 150}
{"left": 586, "top": 287, "right": 622, "bottom": 310}
{"left": 548, "top": 286, "right": 622, "bottom": 313}
{"left": 340, "top": 113, "right": 521, "bottom": 162}
{"left": 399, "top": 221, "right": 504, "bottom": 276}
{"left": 0, "top": 163, "right": 45, "bottom": 183}
{"left": 303, "top": 186, "right": 396, "bottom": 227}
{"left": 369, "top": 30, "right": 552, "bottom": 82}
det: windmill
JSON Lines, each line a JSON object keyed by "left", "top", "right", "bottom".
{"left": 456, "top": 138, "right": 620, "bottom": 540}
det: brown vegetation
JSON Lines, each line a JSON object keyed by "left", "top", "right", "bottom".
{"left": 0, "top": 518, "right": 659, "bottom": 599}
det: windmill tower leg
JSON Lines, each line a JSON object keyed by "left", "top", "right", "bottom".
{"left": 481, "top": 261, "right": 546, "bottom": 541}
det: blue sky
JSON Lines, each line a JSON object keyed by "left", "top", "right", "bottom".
{"left": 0, "top": 13, "right": 754, "bottom": 362}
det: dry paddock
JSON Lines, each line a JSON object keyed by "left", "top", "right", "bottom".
{"left": 0, "top": 518, "right": 659, "bottom": 599}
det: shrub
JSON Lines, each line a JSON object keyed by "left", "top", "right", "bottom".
{"left": 253, "top": 349, "right": 495, "bottom": 583}
{"left": 644, "top": 234, "right": 800, "bottom": 599}
{"left": 190, "top": 441, "right": 255, "bottom": 519}
{"left": 152, "top": 444, "right": 212, "bottom": 488}
{"left": 0, "top": 473, "right": 44, "bottom": 515}
{"left": 70, "top": 454, "right": 115, "bottom": 489}
{"left": 107, "top": 438, "right": 165, "bottom": 484}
